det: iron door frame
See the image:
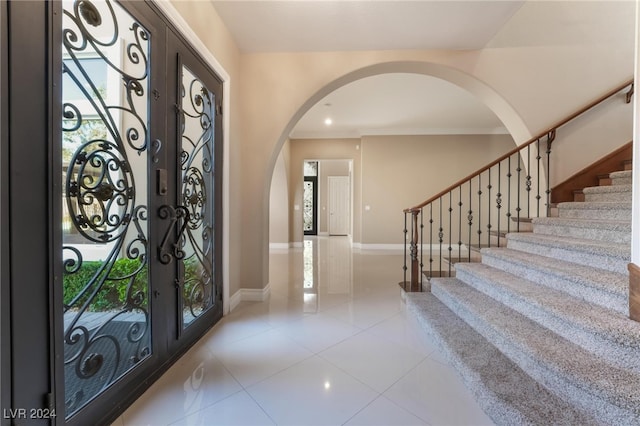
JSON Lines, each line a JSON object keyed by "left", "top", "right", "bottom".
{"left": 163, "top": 27, "right": 224, "bottom": 349}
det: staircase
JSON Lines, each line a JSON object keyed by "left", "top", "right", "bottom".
{"left": 406, "top": 168, "right": 640, "bottom": 424}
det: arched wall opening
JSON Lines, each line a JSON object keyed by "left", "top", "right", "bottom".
{"left": 266, "top": 61, "right": 533, "bottom": 249}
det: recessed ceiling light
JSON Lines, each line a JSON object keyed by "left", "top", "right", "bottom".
{"left": 324, "top": 118, "right": 333, "bottom": 126}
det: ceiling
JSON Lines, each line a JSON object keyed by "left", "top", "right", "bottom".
{"left": 210, "top": 0, "right": 616, "bottom": 139}
{"left": 212, "top": 1, "right": 526, "bottom": 53}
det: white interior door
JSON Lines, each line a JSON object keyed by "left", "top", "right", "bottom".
{"left": 328, "top": 176, "right": 350, "bottom": 235}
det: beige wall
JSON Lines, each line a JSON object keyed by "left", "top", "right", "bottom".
{"left": 269, "top": 147, "right": 289, "bottom": 246}
{"left": 360, "top": 135, "right": 516, "bottom": 244}
{"left": 171, "top": 1, "right": 634, "bottom": 293}
{"left": 289, "top": 139, "right": 361, "bottom": 244}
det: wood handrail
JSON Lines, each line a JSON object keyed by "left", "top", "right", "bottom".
{"left": 404, "top": 79, "right": 634, "bottom": 213}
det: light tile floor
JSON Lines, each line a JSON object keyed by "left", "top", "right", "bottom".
{"left": 116, "top": 236, "right": 493, "bottom": 426}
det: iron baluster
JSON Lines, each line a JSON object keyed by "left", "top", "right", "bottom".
{"left": 487, "top": 170, "right": 492, "bottom": 248}
{"left": 527, "top": 145, "right": 532, "bottom": 219}
{"left": 458, "top": 186, "right": 463, "bottom": 263}
{"left": 409, "top": 210, "right": 420, "bottom": 291}
{"left": 507, "top": 156, "right": 512, "bottom": 233}
{"left": 438, "top": 197, "right": 443, "bottom": 275}
{"left": 448, "top": 192, "right": 453, "bottom": 276}
{"left": 420, "top": 208, "right": 424, "bottom": 289}
{"left": 477, "top": 174, "right": 482, "bottom": 249}
{"left": 517, "top": 157, "right": 522, "bottom": 232}
{"left": 468, "top": 181, "right": 473, "bottom": 262}
{"left": 429, "top": 203, "right": 433, "bottom": 280}
{"left": 546, "top": 130, "right": 555, "bottom": 215}
{"left": 536, "top": 139, "right": 542, "bottom": 217}
{"left": 496, "top": 162, "right": 502, "bottom": 247}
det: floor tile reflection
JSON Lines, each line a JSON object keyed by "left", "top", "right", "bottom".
{"left": 119, "top": 236, "right": 492, "bottom": 425}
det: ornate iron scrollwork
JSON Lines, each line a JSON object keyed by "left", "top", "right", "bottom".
{"left": 158, "top": 205, "right": 190, "bottom": 264}
{"left": 177, "top": 65, "right": 216, "bottom": 329}
{"left": 61, "top": 0, "right": 151, "bottom": 417}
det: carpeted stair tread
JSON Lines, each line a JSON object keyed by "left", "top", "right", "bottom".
{"left": 404, "top": 292, "right": 598, "bottom": 426}
{"left": 506, "top": 232, "right": 630, "bottom": 274}
{"left": 453, "top": 262, "right": 640, "bottom": 371}
{"left": 583, "top": 184, "right": 632, "bottom": 194}
{"left": 431, "top": 278, "right": 640, "bottom": 425}
{"left": 480, "top": 247, "right": 627, "bottom": 313}
{"left": 610, "top": 170, "right": 632, "bottom": 185}
{"left": 531, "top": 217, "right": 631, "bottom": 243}
{"left": 557, "top": 201, "right": 631, "bottom": 220}
{"left": 582, "top": 184, "right": 632, "bottom": 202}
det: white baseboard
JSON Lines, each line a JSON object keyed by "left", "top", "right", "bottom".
{"left": 269, "top": 242, "right": 290, "bottom": 250}
{"left": 353, "top": 243, "right": 405, "bottom": 250}
{"left": 228, "top": 284, "right": 272, "bottom": 313}
{"left": 318, "top": 231, "right": 329, "bottom": 236}
{"left": 291, "top": 242, "right": 304, "bottom": 248}
{"left": 352, "top": 243, "right": 469, "bottom": 252}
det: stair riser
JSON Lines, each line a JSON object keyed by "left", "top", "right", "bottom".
{"left": 454, "top": 267, "right": 639, "bottom": 372}
{"left": 506, "top": 239, "right": 629, "bottom": 274}
{"left": 532, "top": 224, "right": 631, "bottom": 244}
{"left": 432, "top": 283, "right": 639, "bottom": 425}
{"left": 584, "top": 191, "right": 631, "bottom": 202}
{"left": 558, "top": 208, "right": 631, "bottom": 221}
{"left": 481, "top": 253, "right": 627, "bottom": 315}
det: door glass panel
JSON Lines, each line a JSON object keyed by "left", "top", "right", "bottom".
{"left": 61, "top": 0, "right": 151, "bottom": 417}
{"left": 179, "top": 65, "right": 215, "bottom": 329}
{"left": 303, "top": 180, "right": 314, "bottom": 232}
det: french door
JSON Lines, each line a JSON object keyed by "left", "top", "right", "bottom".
{"left": 2, "top": 1, "right": 223, "bottom": 424}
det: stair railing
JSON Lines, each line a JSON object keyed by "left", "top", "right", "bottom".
{"left": 401, "top": 79, "right": 634, "bottom": 292}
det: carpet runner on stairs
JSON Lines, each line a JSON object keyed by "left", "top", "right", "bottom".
{"left": 406, "top": 168, "right": 640, "bottom": 425}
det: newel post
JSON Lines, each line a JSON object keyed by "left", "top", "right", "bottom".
{"left": 409, "top": 209, "right": 421, "bottom": 292}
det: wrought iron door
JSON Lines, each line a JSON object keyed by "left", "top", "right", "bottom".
{"left": 48, "top": 0, "right": 222, "bottom": 423}
{"left": 57, "top": 0, "right": 159, "bottom": 421}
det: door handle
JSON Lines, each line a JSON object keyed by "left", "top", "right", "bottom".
{"left": 158, "top": 205, "right": 190, "bottom": 264}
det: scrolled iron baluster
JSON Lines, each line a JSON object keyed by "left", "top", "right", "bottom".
{"left": 429, "top": 204, "right": 433, "bottom": 280}
{"left": 448, "top": 192, "right": 453, "bottom": 276}
{"left": 158, "top": 205, "right": 190, "bottom": 264}
{"left": 420, "top": 208, "right": 424, "bottom": 289}
{"left": 526, "top": 144, "right": 531, "bottom": 218}
{"left": 438, "top": 197, "right": 443, "bottom": 275}
{"left": 546, "top": 131, "right": 555, "bottom": 215}
{"left": 536, "top": 139, "right": 542, "bottom": 217}
{"left": 487, "top": 170, "right": 492, "bottom": 248}
{"left": 477, "top": 174, "right": 482, "bottom": 248}
{"left": 458, "top": 186, "right": 463, "bottom": 262}
{"left": 507, "top": 156, "right": 512, "bottom": 233}
{"left": 496, "top": 162, "right": 502, "bottom": 247}
{"left": 516, "top": 159, "right": 522, "bottom": 231}
{"left": 409, "top": 209, "right": 420, "bottom": 291}
{"left": 468, "top": 181, "right": 473, "bottom": 262}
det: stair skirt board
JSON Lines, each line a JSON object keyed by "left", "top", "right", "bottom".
{"left": 404, "top": 167, "right": 639, "bottom": 425}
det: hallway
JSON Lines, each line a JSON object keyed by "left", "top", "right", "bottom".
{"left": 116, "top": 237, "right": 492, "bottom": 425}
